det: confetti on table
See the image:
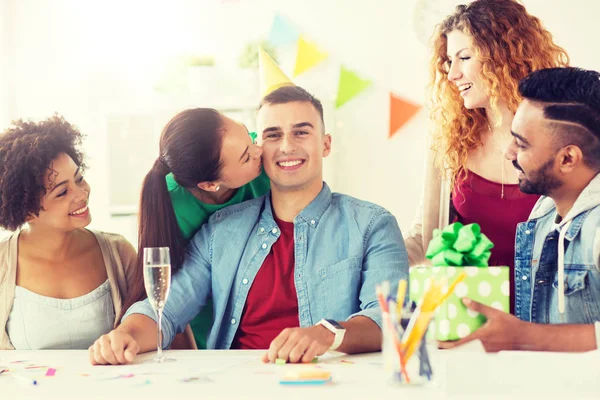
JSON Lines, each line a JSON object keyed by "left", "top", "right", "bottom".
{"left": 340, "top": 360, "right": 355, "bottom": 364}
{"left": 181, "top": 376, "right": 213, "bottom": 383}
{"left": 45, "top": 368, "right": 57, "bottom": 377}
{"left": 275, "top": 358, "right": 287, "bottom": 365}
{"left": 25, "top": 365, "right": 48, "bottom": 370}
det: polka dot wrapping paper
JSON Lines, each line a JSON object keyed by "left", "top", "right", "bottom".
{"left": 409, "top": 266, "right": 509, "bottom": 341}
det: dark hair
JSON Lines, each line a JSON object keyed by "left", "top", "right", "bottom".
{"left": 0, "top": 115, "right": 85, "bottom": 231}
{"left": 123, "top": 108, "right": 224, "bottom": 311}
{"left": 259, "top": 86, "right": 325, "bottom": 130}
{"left": 519, "top": 67, "right": 600, "bottom": 171}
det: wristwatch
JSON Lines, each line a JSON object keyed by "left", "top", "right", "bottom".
{"left": 317, "top": 319, "right": 346, "bottom": 351}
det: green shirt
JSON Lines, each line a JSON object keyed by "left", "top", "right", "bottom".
{"left": 166, "top": 170, "right": 270, "bottom": 348}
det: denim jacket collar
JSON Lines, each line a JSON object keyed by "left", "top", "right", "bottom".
{"left": 256, "top": 182, "right": 332, "bottom": 236}
{"left": 529, "top": 173, "right": 600, "bottom": 231}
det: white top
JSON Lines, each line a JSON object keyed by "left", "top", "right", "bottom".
{"left": 6, "top": 279, "right": 115, "bottom": 350}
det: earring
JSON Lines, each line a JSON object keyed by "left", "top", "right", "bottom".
{"left": 215, "top": 186, "right": 220, "bottom": 191}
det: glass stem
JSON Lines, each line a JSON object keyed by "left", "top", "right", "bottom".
{"left": 156, "top": 308, "right": 164, "bottom": 362}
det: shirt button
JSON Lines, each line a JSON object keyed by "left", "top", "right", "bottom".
{"left": 231, "top": 318, "right": 236, "bottom": 325}
{"left": 525, "top": 230, "right": 531, "bottom": 234}
{"left": 262, "top": 243, "right": 267, "bottom": 249}
{"left": 260, "top": 227, "right": 265, "bottom": 233}
{"left": 522, "top": 275, "right": 528, "bottom": 280}
{"left": 310, "top": 220, "right": 316, "bottom": 225}
{"left": 272, "top": 228, "right": 278, "bottom": 234}
{"left": 242, "top": 278, "right": 249, "bottom": 285}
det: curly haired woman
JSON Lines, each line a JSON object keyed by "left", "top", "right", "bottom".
{"left": 405, "top": 0, "right": 569, "bottom": 311}
{"left": 0, "top": 115, "right": 137, "bottom": 350}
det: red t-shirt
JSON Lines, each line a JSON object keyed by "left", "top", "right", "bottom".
{"left": 453, "top": 170, "right": 540, "bottom": 313}
{"left": 232, "top": 216, "right": 299, "bottom": 349}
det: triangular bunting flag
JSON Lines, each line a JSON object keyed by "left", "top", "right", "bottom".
{"left": 268, "top": 13, "right": 300, "bottom": 47}
{"left": 293, "top": 36, "right": 328, "bottom": 77}
{"left": 389, "top": 93, "right": 421, "bottom": 138}
{"left": 258, "top": 47, "right": 294, "bottom": 97}
{"left": 335, "top": 66, "right": 372, "bottom": 108}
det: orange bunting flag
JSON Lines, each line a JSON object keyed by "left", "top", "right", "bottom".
{"left": 293, "top": 36, "right": 328, "bottom": 77}
{"left": 389, "top": 93, "right": 421, "bottom": 138}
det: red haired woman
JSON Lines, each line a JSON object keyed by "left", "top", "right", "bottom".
{"left": 405, "top": 0, "right": 569, "bottom": 311}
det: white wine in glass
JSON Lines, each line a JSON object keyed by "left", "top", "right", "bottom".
{"left": 143, "top": 247, "right": 175, "bottom": 363}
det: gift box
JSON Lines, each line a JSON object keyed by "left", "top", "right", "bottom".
{"left": 409, "top": 266, "right": 509, "bottom": 341}
{"left": 409, "top": 222, "right": 510, "bottom": 341}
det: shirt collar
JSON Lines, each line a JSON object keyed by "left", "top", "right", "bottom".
{"left": 256, "top": 182, "right": 332, "bottom": 235}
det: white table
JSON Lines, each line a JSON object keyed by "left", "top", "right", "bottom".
{"left": 1, "top": 346, "right": 599, "bottom": 400}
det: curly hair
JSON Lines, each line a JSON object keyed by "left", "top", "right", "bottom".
{"left": 429, "top": 0, "right": 569, "bottom": 183}
{"left": 0, "top": 115, "right": 86, "bottom": 231}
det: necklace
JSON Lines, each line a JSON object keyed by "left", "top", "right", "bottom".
{"left": 487, "top": 124, "right": 509, "bottom": 200}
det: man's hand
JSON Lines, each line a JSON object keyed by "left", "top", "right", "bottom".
{"left": 262, "top": 325, "right": 334, "bottom": 364}
{"left": 438, "top": 298, "right": 528, "bottom": 352}
{"left": 89, "top": 330, "right": 141, "bottom": 365}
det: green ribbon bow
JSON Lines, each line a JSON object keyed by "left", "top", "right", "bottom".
{"left": 425, "top": 222, "right": 494, "bottom": 267}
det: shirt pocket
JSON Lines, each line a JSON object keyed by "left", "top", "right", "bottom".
{"left": 553, "top": 267, "right": 600, "bottom": 323}
{"left": 317, "top": 257, "right": 362, "bottom": 318}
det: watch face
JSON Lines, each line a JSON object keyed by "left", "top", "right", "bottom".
{"left": 325, "top": 319, "right": 344, "bottom": 330}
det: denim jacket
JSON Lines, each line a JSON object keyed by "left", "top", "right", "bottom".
{"left": 126, "top": 183, "right": 408, "bottom": 349}
{"left": 514, "top": 173, "right": 600, "bottom": 326}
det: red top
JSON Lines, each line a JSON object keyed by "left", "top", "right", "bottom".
{"left": 231, "top": 216, "right": 299, "bottom": 350}
{"left": 453, "top": 170, "right": 540, "bottom": 313}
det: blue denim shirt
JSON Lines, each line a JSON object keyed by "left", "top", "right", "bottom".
{"left": 514, "top": 173, "right": 600, "bottom": 325}
{"left": 126, "top": 183, "right": 409, "bottom": 349}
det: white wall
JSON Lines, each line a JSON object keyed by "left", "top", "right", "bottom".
{"left": 1, "top": 0, "right": 599, "bottom": 242}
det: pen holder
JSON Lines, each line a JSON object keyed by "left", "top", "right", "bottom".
{"left": 381, "top": 306, "right": 437, "bottom": 387}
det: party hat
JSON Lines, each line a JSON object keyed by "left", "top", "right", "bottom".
{"left": 259, "top": 47, "right": 294, "bottom": 97}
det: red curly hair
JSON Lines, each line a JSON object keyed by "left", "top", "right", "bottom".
{"left": 429, "top": 0, "right": 569, "bottom": 183}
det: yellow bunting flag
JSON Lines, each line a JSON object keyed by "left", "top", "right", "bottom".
{"left": 293, "top": 36, "right": 328, "bottom": 77}
{"left": 335, "top": 66, "right": 371, "bottom": 108}
{"left": 389, "top": 93, "right": 421, "bottom": 138}
{"left": 259, "top": 47, "right": 294, "bottom": 97}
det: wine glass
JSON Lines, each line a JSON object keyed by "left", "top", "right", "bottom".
{"left": 143, "top": 247, "right": 175, "bottom": 363}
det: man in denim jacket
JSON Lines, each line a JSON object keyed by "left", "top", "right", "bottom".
{"left": 90, "top": 86, "right": 409, "bottom": 365}
{"left": 441, "top": 67, "right": 600, "bottom": 352}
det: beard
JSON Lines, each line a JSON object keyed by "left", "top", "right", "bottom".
{"left": 513, "top": 158, "right": 562, "bottom": 196}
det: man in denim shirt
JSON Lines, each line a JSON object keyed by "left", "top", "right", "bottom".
{"left": 441, "top": 67, "right": 600, "bottom": 352}
{"left": 90, "top": 86, "right": 409, "bottom": 365}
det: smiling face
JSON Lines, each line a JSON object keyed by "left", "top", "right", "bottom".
{"left": 257, "top": 101, "right": 331, "bottom": 193}
{"left": 505, "top": 100, "right": 563, "bottom": 195}
{"left": 214, "top": 114, "right": 263, "bottom": 190}
{"left": 29, "top": 152, "right": 92, "bottom": 231}
{"left": 445, "top": 30, "right": 489, "bottom": 110}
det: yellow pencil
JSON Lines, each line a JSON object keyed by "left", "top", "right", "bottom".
{"left": 436, "top": 272, "right": 467, "bottom": 307}
{"left": 395, "top": 279, "right": 408, "bottom": 317}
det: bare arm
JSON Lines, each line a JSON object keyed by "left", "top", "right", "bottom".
{"left": 262, "top": 316, "right": 382, "bottom": 364}
{"left": 518, "top": 323, "right": 596, "bottom": 352}
{"left": 335, "top": 316, "right": 382, "bottom": 354}
{"left": 115, "top": 314, "right": 160, "bottom": 353}
{"left": 89, "top": 314, "right": 159, "bottom": 365}
{"left": 439, "top": 298, "right": 598, "bottom": 353}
